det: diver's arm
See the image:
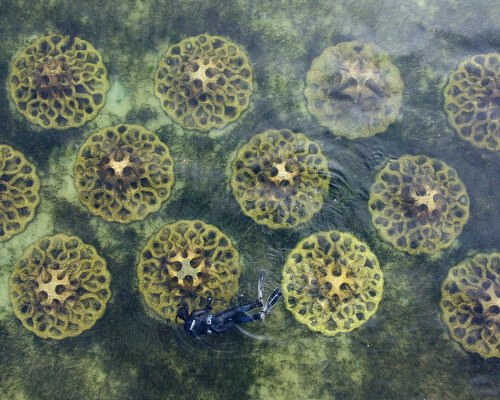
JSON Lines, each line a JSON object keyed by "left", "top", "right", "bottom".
{"left": 191, "top": 309, "right": 208, "bottom": 318}
{"left": 191, "top": 296, "right": 213, "bottom": 317}
{"left": 187, "top": 296, "right": 214, "bottom": 320}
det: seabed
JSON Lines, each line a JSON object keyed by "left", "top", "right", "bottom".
{"left": 0, "top": 1, "right": 499, "bottom": 399}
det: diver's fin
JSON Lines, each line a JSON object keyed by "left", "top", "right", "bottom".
{"left": 262, "top": 287, "right": 282, "bottom": 315}
{"left": 258, "top": 270, "right": 266, "bottom": 301}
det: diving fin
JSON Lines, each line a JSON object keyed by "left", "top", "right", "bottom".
{"left": 262, "top": 287, "right": 283, "bottom": 315}
{"left": 258, "top": 270, "right": 266, "bottom": 302}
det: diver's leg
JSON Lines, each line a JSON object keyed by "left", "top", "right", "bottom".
{"left": 210, "top": 301, "right": 262, "bottom": 333}
{"left": 216, "top": 300, "right": 262, "bottom": 321}
{"left": 261, "top": 288, "right": 283, "bottom": 319}
{"left": 216, "top": 313, "right": 261, "bottom": 333}
{"left": 258, "top": 270, "right": 266, "bottom": 302}
{"left": 212, "top": 310, "right": 263, "bottom": 333}
{"left": 214, "top": 312, "right": 260, "bottom": 333}
{"left": 233, "top": 313, "right": 262, "bottom": 324}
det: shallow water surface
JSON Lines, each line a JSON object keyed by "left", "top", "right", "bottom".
{"left": 0, "top": 1, "right": 499, "bottom": 399}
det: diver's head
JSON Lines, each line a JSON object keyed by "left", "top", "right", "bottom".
{"left": 176, "top": 307, "right": 189, "bottom": 322}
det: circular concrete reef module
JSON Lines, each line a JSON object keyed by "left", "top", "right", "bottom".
{"left": 443, "top": 53, "right": 500, "bottom": 151}
{"left": 441, "top": 252, "right": 500, "bottom": 358}
{"left": 368, "top": 154, "right": 469, "bottom": 255}
{"left": 74, "top": 124, "right": 175, "bottom": 223}
{"left": 9, "top": 234, "right": 111, "bottom": 339}
{"left": 137, "top": 219, "right": 241, "bottom": 321}
{"left": 9, "top": 34, "right": 109, "bottom": 129}
{"left": 0, "top": 144, "right": 41, "bottom": 241}
{"left": 282, "top": 230, "right": 383, "bottom": 336}
{"left": 305, "top": 40, "right": 403, "bottom": 139}
{"left": 231, "top": 129, "right": 330, "bottom": 229}
{"left": 155, "top": 33, "right": 253, "bottom": 132}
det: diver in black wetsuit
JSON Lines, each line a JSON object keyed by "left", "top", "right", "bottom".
{"left": 176, "top": 271, "right": 282, "bottom": 338}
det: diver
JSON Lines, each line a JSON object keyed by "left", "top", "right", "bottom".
{"left": 176, "top": 271, "right": 283, "bottom": 338}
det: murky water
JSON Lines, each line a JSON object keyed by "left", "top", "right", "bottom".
{"left": 0, "top": 1, "right": 499, "bottom": 399}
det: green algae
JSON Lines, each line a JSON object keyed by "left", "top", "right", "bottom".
{"left": 0, "top": 0, "right": 499, "bottom": 399}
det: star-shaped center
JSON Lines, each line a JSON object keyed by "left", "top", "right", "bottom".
{"left": 35, "top": 268, "right": 76, "bottom": 307}
{"left": 270, "top": 161, "right": 297, "bottom": 184}
{"left": 107, "top": 151, "right": 132, "bottom": 176}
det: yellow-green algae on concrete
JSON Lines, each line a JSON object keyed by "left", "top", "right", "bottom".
{"left": 155, "top": 33, "right": 254, "bottom": 132}
{"left": 73, "top": 123, "right": 175, "bottom": 223}
{"left": 368, "top": 154, "right": 470, "bottom": 255}
{"left": 137, "top": 219, "right": 241, "bottom": 321}
{"left": 443, "top": 53, "right": 500, "bottom": 152}
{"left": 0, "top": 144, "right": 41, "bottom": 241}
{"left": 8, "top": 34, "right": 110, "bottom": 129}
{"left": 230, "top": 129, "right": 330, "bottom": 229}
{"left": 282, "top": 230, "right": 383, "bottom": 336}
{"left": 441, "top": 252, "right": 500, "bottom": 359}
{"left": 9, "top": 233, "right": 112, "bottom": 339}
{"left": 304, "top": 40, "right": 403, "bottom": 139}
